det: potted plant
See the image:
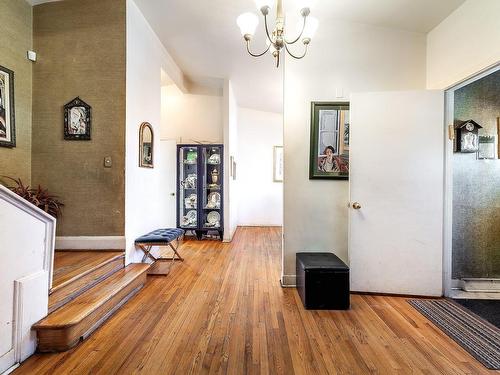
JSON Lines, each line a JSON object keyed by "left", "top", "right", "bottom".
{"left": 2, "top": 177, "right": 64, "bottom": 219}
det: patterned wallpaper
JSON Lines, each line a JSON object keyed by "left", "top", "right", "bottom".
{"left": 0, "top": 0, "right": 32, "bottom": 183}
{"left": 452, "top": 69, "right": 500, "bottom": 279}
{"left": 31, "top": 0, "right": 126, "bottom": 236}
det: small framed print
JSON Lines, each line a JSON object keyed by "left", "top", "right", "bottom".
{"left": 497, "top": 117, "right": 500, "bottom": 158}
{"left": 64, "top": 97, "right": 91, "bottom": 140}
{"left": 0, "top": 65, "right": 15, "bottom": 148}
{"left": 139, "top": 122, "right": 154, "bottom": 168}
{"left": 273, "top": 145, "right": 283, "bottom": 182}
{"left": 478, "top": 135, "right": 496, "bottom": 160}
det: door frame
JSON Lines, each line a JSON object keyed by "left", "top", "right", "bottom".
{"left": 442, "top": 63, "right": 500, "bottom": 297}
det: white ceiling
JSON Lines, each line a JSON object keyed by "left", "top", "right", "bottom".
{"left": 134, "top": 0, "right": 465, "bottom": 113}
{"left": 29, "top": 0, "right": 466, "bottom": 112}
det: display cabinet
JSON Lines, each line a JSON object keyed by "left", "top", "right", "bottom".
{"left": 177, "top": 144, "right": 224, "bottom": 240}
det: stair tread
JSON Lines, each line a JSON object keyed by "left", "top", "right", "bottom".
{"left": 52, "top": 251, "right": 125, "bottom": 292}
{"left": 48, "top": 256, "right": 125, "bottom": 314}
{"left": 35, "top": 263, "right": 149, "bottom": 328}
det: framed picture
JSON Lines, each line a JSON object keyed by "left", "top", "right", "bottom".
{"left": 497, "top": 117, "right": 500, "bottom": 158}
{"left": 309, "top": 102, "right": 350, "bottom": 180}
{"left": 0, "top": 65, "right": 15, "bottom": 148}
{"left": 64, "top": 97, "right": 91, "bottom": 140}
{"left": 273, "top": 145, "right": 283, "bottom": 182}
{"left": 230, "top": 155, "right": 237, "bottom": 180}
{"left": 139, "top": 122, "right": 154, "bottom": 168}
{"left": 478, "top": 135, "right": 496, "bottom": 160}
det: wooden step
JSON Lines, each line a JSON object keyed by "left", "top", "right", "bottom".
{"left": 49, "top": 251, "right": 125, "bottom": 313}
{"left": 34, "top": 263, "right": 149, "bottom": 352}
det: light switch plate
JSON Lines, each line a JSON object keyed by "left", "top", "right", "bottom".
{"left": 104, "top": 156, "right": 112, "bottom": 168}
{"left": 27, "top": 50, "right": 37, "bottom": 62}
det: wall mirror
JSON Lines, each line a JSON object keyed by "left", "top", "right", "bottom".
{"left": 139, "top": 122, "right": 153, "bottom": 168}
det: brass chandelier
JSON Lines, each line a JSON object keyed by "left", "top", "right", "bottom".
{"left": 237, "top": 0, "right": 318, "bottom": 67}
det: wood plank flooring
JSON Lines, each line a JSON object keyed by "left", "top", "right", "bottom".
{"left": 51, "top": 251, "right": 124, "bottom": 290}
{"left": 16, "top": 227, "right": 496, "bottom": 374}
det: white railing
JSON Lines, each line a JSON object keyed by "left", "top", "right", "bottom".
{"left": 0, "top": 184, "right": 55, "bottom": 373}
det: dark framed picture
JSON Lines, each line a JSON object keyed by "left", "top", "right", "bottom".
{"left": 64, "top": 97, "right": 91, "bottom": 140}
{"left": 0, "top": 65, "right": 15, "bottom": 148}
{"left": 139, "top": 122, "right": 154, "bottom": 168}
{"left": 309, "top": 102, "right": 350, "bottom": 180}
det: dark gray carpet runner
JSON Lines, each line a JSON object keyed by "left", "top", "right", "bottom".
{"left": 408, "top": 299, "right": 500, "bottom": 370}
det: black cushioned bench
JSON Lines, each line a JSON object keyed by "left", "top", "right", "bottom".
{"left": 296, "top": 252, "right": 350, "bottom": 310}
{"left": 135, "top": 228, "right": 185, "bottom": 275}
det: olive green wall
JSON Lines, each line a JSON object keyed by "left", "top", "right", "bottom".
{"left": 32, "top": 0, "right": 126, "bottom": 236}
{"left": 0, "top": 0, "right": 32, "bottom": 183}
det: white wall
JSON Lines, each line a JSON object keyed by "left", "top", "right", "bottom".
{"left": 237, "top": 107, "right": 283, "bottom": 226}
{"left": 427, "top": 0, "right": 500, "bottom": 89}
{"left": 223, "top": 80, "right": 239, "bottom": 241}
{"left": 282, "top": 20, "right": 427, "bottom": 285}
{"left": 161, "top": 85, "right": 223, "bottom": 144}
{"left": 0, "top": 185, "right": 54, "bottom": 372}
{"left": 125, "top": 0, "right": 183, "bottom": 263}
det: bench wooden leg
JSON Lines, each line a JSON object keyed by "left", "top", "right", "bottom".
{"left": 136, "top": 237, "right": 184, "bottom": 276}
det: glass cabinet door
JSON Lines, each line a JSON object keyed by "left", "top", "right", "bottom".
{"left": 178, "top": 146, "right": 198, "bottom": 229}
{"left": 201, "top": 146, "right": 222, "bottom": 229}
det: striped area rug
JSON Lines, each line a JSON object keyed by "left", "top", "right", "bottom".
{"left": 408, "top": 299, "right": 500, "bottom": 370}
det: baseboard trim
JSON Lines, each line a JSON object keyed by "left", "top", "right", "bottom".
{"left": 55, "top": 236, "right": 126, "bottom": 250}
{"left": 237, "top": 224, "right": 283, "bottom": 227}
{"left": 460, "top": 278, "right": 500, "bottom": 292}
{"left": 281, "top": 274, "right": 296, "bottom": 287}
{"left": 449, "top": 289, "right": 500, "bottom": 300}
{"left": 351, "top": 291, "right": 443, "bottom": 299}
{"left": 2, "top": 363, "right": 19, "bottom": 375}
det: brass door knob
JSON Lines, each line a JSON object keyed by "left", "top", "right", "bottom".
{"left": 352, "top": 202, "right": 361, "bottom": 210}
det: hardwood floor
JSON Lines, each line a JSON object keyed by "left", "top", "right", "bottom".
{"left": 52, "top": 251, "right": 124, "bottom": 290}
{"left": 49, "top": 251, "right": 125, "bottom": 313}
{"left": 16, "top": 227, "right": 495, "bottom": 374}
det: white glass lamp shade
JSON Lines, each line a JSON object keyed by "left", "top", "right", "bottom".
{"left": 302, "top": 16, "right": 318, "bottom": 39}
{"left": 254, "top": 0, "right": 274, "bottom": 11}
{"left": 237, "top": 12, "right": 259, "bottom": 37}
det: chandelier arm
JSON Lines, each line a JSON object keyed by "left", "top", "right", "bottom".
{"left": 284, "top": 16, "right": 307, "bottom": 45}
{"left": 263, "top": 13, "right": 274, "bottom": 43}
{"left": 284, "top": 43, "right": 308, "bottom": 59}
{"left": 246, "top": 40, "right": 271, "bottom": 58}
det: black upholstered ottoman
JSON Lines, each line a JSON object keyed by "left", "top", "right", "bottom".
{"left": 296, "top": 252, "right": 350, "bottom": 310}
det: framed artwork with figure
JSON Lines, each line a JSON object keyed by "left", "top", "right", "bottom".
{"left": 309, "top": 102, "right": 350, "bottom": 180}
{"left": 0, "top": 65, "right": 15, "bottom": 148}
{"left": 64, "top": 97, "right": 91, "bottom": 140}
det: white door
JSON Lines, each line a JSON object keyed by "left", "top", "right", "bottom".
{"left": 349, "top": 90, "right": 444, "bottom": 296}
{"left": 160, "top": 139, "right": 177, "bottom": 227}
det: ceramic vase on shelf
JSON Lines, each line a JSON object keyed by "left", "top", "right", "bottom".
{"left": 211, "top": 168, "right": 219, "bottom": 184}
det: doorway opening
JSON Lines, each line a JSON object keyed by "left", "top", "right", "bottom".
{"left": 444, "top": 64, "right": 500, "bottom": 299}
